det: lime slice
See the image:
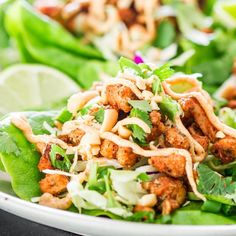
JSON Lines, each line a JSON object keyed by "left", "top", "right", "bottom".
{"left": 0, "top": 64, "right": 80, "bottom": 116}
{"left": 214, "top": 1, "right": 236, "bottom": 28}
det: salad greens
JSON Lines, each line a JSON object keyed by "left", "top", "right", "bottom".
{"left": 198, "top": 164, "right": 236, "bottom": 205}
{"left": 0, "top": 111, "right": 57, "bottom": 200}
{"left": 2, "top": 0, "right": 236, "bottom": 93}
{"left": 1, "top": 0, "right": 236, "bottom": 227}
{"left": 4, "top": 0, "right": 117, "bottom": 89}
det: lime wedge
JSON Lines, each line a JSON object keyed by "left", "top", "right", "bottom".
{"left": 223, "top": 3, "right": 236, "bottom": 19}
{"left": 0, "top": 64, "right": 80, "bottom": 116}
{"left": 214, "top": 1, "right": 236, "bottom": 28}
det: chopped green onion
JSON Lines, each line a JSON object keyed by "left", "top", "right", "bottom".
{"left": 137, "top": 173, "right": 151, "bottom": 182}
{"left": 56, "top": 108, "right": 73, "bottom": 123}
{"left": 79, "top": 105, "right": 92, "bottom": 116}
{"left": 88, "top": 181, "right": 106, "bottom": 194}
{"left": 94, "top": 108, "right": 105, "bottom": 124}
{"left": 88, "top": 162, "right": 98, "bottom": 186}
{"left": 201, "top": 200, "right": 222, "bottom": 213}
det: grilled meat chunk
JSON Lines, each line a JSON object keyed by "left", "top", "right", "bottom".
{"left": 59, "top": 128, "right": 85, "bottom": 146}
{"left": 164, "top": 128, "right": 190, "bottom": 150}
{"left": 211, "top": 137, "right": 236, "bottom": 163}
{"left": 38, "top": 144, "right": 53, "bottom": 171}
{"left": 100, "top": 139, "right": 118, "bottom": 159}
{"left": 181, "top": 97, "right": 217, "bottom": 142}
{"left": 188, "top": 123, "right": 209, "bottom": 151}
{"left": 116, "top": 147, "right": 138, "bottom": 168}
{"left": 143, "top": 176, "right": 186, "bottom": 215}
{"left": 147, "top": 111, "right": 166, "bottom": 142}
{"left": 100, "top": 139, "right": 138, "bottom": 168}
{"left": 149, "top": 154, "right": 186, "bottom": 178}
{"left": 106, "top": 84, "right": 137, "bottom": 112}
{"left": 39, "top": 174, "right": 69, "bottom": 196}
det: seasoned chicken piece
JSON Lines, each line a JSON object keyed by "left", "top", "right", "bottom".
{"left": 59, "top": 128, "right": 85, "bottom": 146}
{"left": 180, "top": 98, "right": 217, "bottom": 142}
{"left": 143, "top": 176, "right": 186, "bottom": 215}
{"left": 36, "top": 4, "right": 61, "bottom": 20}
{"left": 147, "top": 111, "right": 166, "bottom": 142}
{"left": 164, "top": 128, "right": 190, "bottom": 150}
{"left": 38, "top": 144, "right": 53, "bottom": 171}
{"left": 227, "top": 100, "right": 236, "bottom": 109}
{"left": 100, "top": 139, "right": 118, "bottom": 159}
{"left": 188, "top": 123, "right": 209, "bottom": 151}
{"left": 118, "top": 8, "right": 136, "bottom": 27}
{"left": 106, "top": 84, "right": 137, "bottom": 112}
{"left": 116, "top": 147, "right": 138, "bottom": 168}
{"left": 39, "top": 174, "right": 69, "bottom": 196}
{"left": 149, "top": 154, "right": 186, "bottom": 178}
{"left": 211, "top": 137, "right": 236, "bottom": 163}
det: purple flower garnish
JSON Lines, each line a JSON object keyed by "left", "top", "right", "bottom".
{"left": 134, "top": 53, "right": 144, "bottom": 64}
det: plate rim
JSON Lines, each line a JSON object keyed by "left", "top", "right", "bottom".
{"left": 1, "top": 191, "right": 236, "bottom": 233}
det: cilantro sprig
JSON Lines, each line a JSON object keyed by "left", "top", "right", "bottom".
{"left": 153, "top": 63, "right": 174, "bottom": 81}
{"left": 128, "top": 100, "right": 152, "bottom": 112}
{"left": 128, "top": 108, "right": 152, "bottom": 144}
{"left": 0, "top": 132, "right": 20, "bottom": 156}
{"left": 197, "top": 164, "right": 236, "bottom": 205}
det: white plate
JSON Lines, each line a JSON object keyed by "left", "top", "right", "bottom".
{"left": 0, "top": 171, "right": 236, "bottom": 236}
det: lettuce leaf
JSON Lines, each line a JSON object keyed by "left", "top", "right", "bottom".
{"left": 0, "top": 111, "right": 57, "bottom": 200}
{"left": 197, "top": 164, "right": 236, "bottom": 205}
{"left": 5, "top": 1, "right": 117, "bottom": 89}
{"left": 157, "top": 202, "right": 236, "bottom": 225}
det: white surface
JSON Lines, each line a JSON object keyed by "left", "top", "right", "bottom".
{"left": 0, "top": 172, "right": 236, "bottom": 236}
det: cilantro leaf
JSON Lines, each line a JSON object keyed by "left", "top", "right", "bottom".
{"left": 49, "top": 144, "right": 71, "bottom": 172}
{"left": 119, "top": 57, "right": 142, "bottom": 76}
{"left": 0, "top": 132, "right": 20, "bottom": 156}
{"left": 153, "top": 63, "right": 174, "bottom": 81}
{"left": 128, "top": 100, "right": 152, "bottom": 112}
{"left": 129, "top": 108, "right": 152, "bottom": 144}
{"left": 94, "top": 108, "right": 105, "bottom": 124}
{"left": 159, "top": 95, "right": 179, "bottom": 121}
{"left": 197, "top": 164, "right": 236, "bottom": 204}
